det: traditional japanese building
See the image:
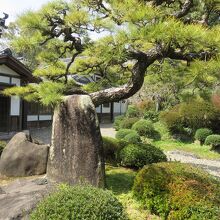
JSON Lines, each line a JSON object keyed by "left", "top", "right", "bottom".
{"left": 0, "top": 53, "right": 52, "bottom": 133}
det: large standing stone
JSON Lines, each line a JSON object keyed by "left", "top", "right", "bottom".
{"left": 0, "top": 132, "right": 49, "bottom": 177}
{"left": 47, "top": 95, "right": 105, "bottom": 187}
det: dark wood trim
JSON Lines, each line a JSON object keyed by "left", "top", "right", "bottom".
{"left": 0, "top": 55, "right": 38, "bottom": 83}
{"left": 0, "top": 72, "right": 20, "bottom": 79}
{"left": 110, "top": 102, "right": 114, "bottom": 122}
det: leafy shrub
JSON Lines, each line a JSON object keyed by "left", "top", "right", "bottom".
{"left": 113, "top": 115, "right": 125, "bottom": 131}
{"left": 126, "top": 105, "right": 140, "bottom": 118}
{"left": 119, "top": 117, "right": 139, "bottom": 129}
{"left": 153, "top": 121, "right": 171, "bottom": 140}
{"left": 132, "top": 119, "right": 155, "bottom": 138}
{"left": 195, "top": 128, "right": 213, "bottom": 144}
{"left": 124, "top": 132, "right": 141, "bottom": 144}
{"left": 133, "top": 162, "right": 220, "bottom": 220}
{"left": 0, "top": 140, "right": 6, "bottom": 156}
{"left": 143, "top": 110, "right": 159, "bottom": 122}
{"left": 31, "top": 184, "right": 128, "bottom": 220}
{"left": 102, "top": 137, "right": 120, "bottom": 162}
{"left": 115, "top": 129, "right": 137, "bottom": 140}
{"left": 119, "top": 144, "right": 167, "bottom": 169}
{"left": 160, "top": 99, "right": 220, "bottom": 134}
{"left": 205, "top": 135, "right": 220, "bottom": 149}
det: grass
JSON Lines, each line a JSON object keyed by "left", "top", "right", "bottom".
{"left": 154, "top": 139, "right": 220, "bottom": 160}
{"left": 106, "top": 165, "right": 161, "bottom": 220}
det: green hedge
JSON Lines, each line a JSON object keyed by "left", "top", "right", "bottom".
{"left": 133, "top": 162, "right": 220, "bottom": 220}
{"left": 126, "top": 105, "right": 140, "bottom": 118}
{"left": 113, "top": 115, "right": 125, "bottom": 131}
{"left": 123, "top": 132, "right": 141, "bottom": 144}
{"left": 31, "top": 185, "right": 128, "bottom": 220}
{"left": 205, "top": 134, "right": 220, "bottom": 149}
{"left": 115, "top": 129, "right": 138, "bottom": 140}
{"left": 119, "top": 144, "right": 167, "bottom": 169}
{"left": 132, "top": 119, "right": 155, "bottom": 138}
{"left": 195, "top": 128, "right": 213, "bottom": 144}
{"left": 119, "top": 117, "right": 139, "bottom": 129}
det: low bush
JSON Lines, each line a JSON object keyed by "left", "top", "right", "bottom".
{"left": 31, "top": 184, "right": 127, "bottom": 220}
{"left": 133, "top": 162, "right": 220, "bottom": 220}
{"left": 115, "top": 129, "right": 137, "bottom": 140}
{"left": 0, "top": 140, "right": 6, "bottom": 156}
{"left": 195, "top": 128, "right": 213, "bottom": 145}
{"left": 126, "top": 105, "right": 140, "bottom": 118}
{"left": 132, "top": 119, "right": 155, "bottom": 138}
{"left": 124, "top": 132, "right": 141, "bottom": 144}
{"left": 205, "top": 134, "right": 220, "bottom": 149}
{"left": 102, "top": 137, "right": 120, "bottom": 162}
{"left": 143, "top": 110, "right": 159, "bottom": 122}
{"left": 113, "top": 115, "right": 125, "bottom": 131}
{"left": 160, "top": 99, "right": 220, "bottom": 134}
{"left": 153, "top": 121, "right": 171, "bottom": 140}
{"left": 119, "top": 144, "right": 167, "bottom": 169}
{"left": 119, "top": 117, "right": 139, "bottom": 129}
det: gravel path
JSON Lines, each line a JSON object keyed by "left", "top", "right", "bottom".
{"left": 166, "top": 150, "right": 220, "bottom": 179}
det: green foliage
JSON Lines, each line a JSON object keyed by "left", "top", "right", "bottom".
{"left": 124, "top": 132, "right": 141, "bottom": 144}
{"left": 119, "top": 144, "right": 167, "bottom": 169}
{"left": 113, "top": 115, "right": 126, "bottom": 131}
{"left": 143, "top": 110, "right": 159, "bottom": 123}
{"left": 132, "top": 119, "right": 155, "bottom": 138}
{"left": 133, "top": 162, "right": 220, "bottom": 220}
{"left": 126, "top": 105, "right": 140, "bottom": 118}
{"left": 102, "top": 137, "right": 121, "bottom": 162}
{"left": 4, "top": 0, "right": 220, "bottom": 109}
{"left": 153, "top": 122, "right": 171, "bottom": 140}
{"left": 30, "top": 184, "right": 128, "bottom": 220}
{"left": 205, "top": 134, "right": 220, "bottom": 149}
{"left": 0, "top": 140, "right": 6, "bottom": 156}
{"left": 115, "top": 129, "right": 138, "bottom": 140}
{"left": 119, "top": 117, "right": 139, "bottom": 129}
{"left": 160, "top": 99, "right": 220, "bottom": 134}
{"left": 195, "top": 128, "right": 213, "bottom": 144}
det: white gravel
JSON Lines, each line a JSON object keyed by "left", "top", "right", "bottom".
{"left": 166, "top": 150, "right": 220, "bottom": 179}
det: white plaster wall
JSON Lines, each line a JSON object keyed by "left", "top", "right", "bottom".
{"left": 0, "top": 64, "right": 19, "bottom": 76}
{"left": 0, "top": 75, "right": 10, "bottom": 84}
{"left": 102, "top": 106, "right": 111, "bottom": 113}
{"left": 11, "top": 78, "right": 21, "bottom": 86}
{"left": 96, "top": 106, "right": 101, "bottom": 113}
{"left": 39, "top": 115, "right": 52, "bottom": 121}
{"left": 27, "top": 115, "right": 38, "bottom": 121}
{"left": 10, "top": 96, "right": 20, "bottom": 116}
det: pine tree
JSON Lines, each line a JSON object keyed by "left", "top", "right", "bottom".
{"left": 3, "top": 0, "right": 220, "bottom": 185}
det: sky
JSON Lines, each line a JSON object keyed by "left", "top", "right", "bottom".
{"left": 1, "top": 0, "right": 50, "bottom": 23}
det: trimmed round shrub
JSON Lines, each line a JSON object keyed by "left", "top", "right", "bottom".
{"left": 31, "top": 184, "right": 128, "bottom": 220}
{"left": 102, "top": 137, "right": 120, "bottom": 162}
{"left": 115, "top": 129, "right": 137, "bottom": 140}
{"left": 119, "top": 144, "right": 167, "bottom": 169}
{"left": 195, "top": 128, "right": 213, "bottom": 144}
{"left": 133, "top": 162, "right": 220, "bottom": 220}
{"left": 0, "top": 140, "right": 6, "bottom": 156}
{"left": 205, "top": 134, "right": 220, "bottom": 149}
{"left": 132, "top": 119, "right": 155, "bottom": 138}
{"left": 126, "top": 105, "right": 140, "bottom": 118}
{"left": 143, "top": 110, "right": 159, "bottom": 122}
{"left": 113, "top": 115, "right": 125, "bottom": 131}
{"left": 119, "top": 117, "right": 139, "bottom": 129}
{"left": 124, "top": 132, "right": 141, "bottom": 144}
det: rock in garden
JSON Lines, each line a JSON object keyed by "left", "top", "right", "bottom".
{"left": 0, "top": 132, "right": 49, "bottom": 177}
{"left": 47, "top": 94, "right": 105, "bottom": 187}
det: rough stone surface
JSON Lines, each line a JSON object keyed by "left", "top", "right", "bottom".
{"left": 0, "top": 132, "right": 49, "bottom": 177}
{"left": 0, "top": 177, "right": 52, "bottom": 220}
{"left": 47, "top": 95, "right": 105, "bottom": 187}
